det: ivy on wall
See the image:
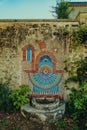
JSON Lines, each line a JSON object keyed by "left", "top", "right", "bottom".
{"left": 64, "top": 57, "right": 87, "bottom": 87}
{"left": 65, "top": 57, "right": 87, "bottom": 130}
{"left": 73, "top": 25, "right": 87, "bottom": 45}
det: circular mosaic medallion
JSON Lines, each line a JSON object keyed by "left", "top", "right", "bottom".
{"left": 28, "top": 73, "right": 62, "bottom": 89}
{"left": 28, "top": 55, "right": 63, "bottom": 89}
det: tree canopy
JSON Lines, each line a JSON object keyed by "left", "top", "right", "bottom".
{"left": 52, "top": 0, "right": 73, "bottom": 19}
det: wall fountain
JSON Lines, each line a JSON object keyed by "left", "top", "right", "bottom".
{"left": 21, "top": 48, "right": 65, "bottom": 123}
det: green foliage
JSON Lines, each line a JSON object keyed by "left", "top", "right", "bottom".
{"left": 0, "top": 83, "right": 14, "bottom": 112}
{"left": 65, "top": 57, "right": 87, "bottom": 129}
{"left": 65, "top": 57, "right": 87, "bottom": 86}
{"left": 71, "top": 125, "right": 79, "bottom": 130}
{"left": 56, "top": 120, "right": 67, "bottom": 130}
{"left": 0, "top": 119, "right": 8, "bottom": 127}
{"left": 0, "top": 83, "right": 30, "bottom": 112}
{"left": 56, "top": 119, "right": 79, "bottom": 130}
{"left": 73, "top": 25, "right": 87, "bottom": 45}
{"left": 9, "top": 85, "right": 30, "bottom": 111}
{"left": 11, "top": 127, "right": 20, "bottom": 130}
{"left": 66, "top": 83, "right": 87, "bottom": 130}
{"left": 51, "top": 0, "right": 73, "bottom": 19}
{"left": 76, "top": 57, "right": 87, "bottom": 85}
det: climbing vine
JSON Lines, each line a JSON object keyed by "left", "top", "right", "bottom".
{"left": 65, "top": 57, "right": 87, "bottom": 86}
{"left": 73, "top": 25, "right": 87, "bottom": 45}
{"left": 64, "top": 57, "right": 87, "bottom": 130}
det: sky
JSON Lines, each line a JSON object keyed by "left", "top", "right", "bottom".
{"left": 0, "top": 0, "right": 87, "bottom": 19}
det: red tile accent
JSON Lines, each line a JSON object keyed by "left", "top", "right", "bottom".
{"left": 22, "top": 45, "right": 35, "bottom": 70}
{"left": 36, "top": 40, "right": 46, "bottom": 49}
{"left": 22, "top": 45, "right": 64, "bottom": 74}
{"left": 24, "top": 70, "right": 36, "bottom": 73}
{"left": 28, "top": 92, "right": 64, "bottom": 99}
{"left": 24, "top": 69, "right": 64, "bottom": 73}
{"left": 23, "top": 50, "right": 26, "bottom": 61}
{"left": 56, "top": 70, "right": 64, "bottom": 73}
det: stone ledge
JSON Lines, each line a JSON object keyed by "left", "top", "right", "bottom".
{"left": 21, "top": 102, "right": 65, "bottom": 123}
{"left": 0, "top": 19, "right": 78, "bottom": 22}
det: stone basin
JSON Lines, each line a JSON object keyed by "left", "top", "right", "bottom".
{"left": 21, "top": 97, "right": 65, "bottom": 123}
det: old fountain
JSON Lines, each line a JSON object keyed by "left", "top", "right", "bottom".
{"left": 21, "top": 54, "right": 65, "bottom": 123}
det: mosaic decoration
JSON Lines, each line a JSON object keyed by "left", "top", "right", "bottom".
{"left": 28, "top": 55, "right": 63, "bottom": 92}
{"left": 27, "top": 48, "right": 31, "bottom": 61}
{"left": 22, "top": 44, "right": 64, "bottom": 93}
{"left": 22, "top": 45, "right": 35, "bottom": 70}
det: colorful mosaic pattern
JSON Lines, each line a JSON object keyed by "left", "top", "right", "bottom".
{"left": 27, "top": 48, "right": 31, "bottom": 61}
{"left": 33, "top": 85, "right": 58, "bottom": 92}
{"left": 29, "top": 72, "right": 62, "bottom": 89}
{"left": 28, "top": 55, "right": 63, "bottom": 92}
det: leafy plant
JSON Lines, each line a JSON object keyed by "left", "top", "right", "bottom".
{"left": 71, "top": 124, "right": 79, "bottom": 130}
{"left": 66, "top": 82, "right": 87, "bottom": 130}
{"left": 65, "top": 57, "right": 87, "bottom": 130}
{"left": 11, "top": 127, "right": 20, "bottom": 130}
{"left": 76, "top": 57, "right": 87, "bottom": 85}
{"left": 73, "top": 25, "right": 87, "bottom": 45}
{"left": 9, "top": 85, "right": 30, "bottom": 111}
{"left": 56, "top": 120, "right": 67, "bottom": 130}
{"left": 65, "top": 57, "right": 87, "bottom": 86}
{"left": 0, "top": 83, "right": 30, "bottom": 112}
{"left": 0, "top": 119, "right": 8, "bottom": 127}
{"left": 56, "top": 119, "right": 79, "bottom": 130}
{"left": 0, "top": 83, "right": 14, "bottom": 112}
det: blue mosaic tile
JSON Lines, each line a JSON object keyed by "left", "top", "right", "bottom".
{"left": 28, "top": 73, "right": 63, "bottom": 89}
{"left": 33, "top": 85, "right": 58, "bottom": 92}
{"left": 28, "top": 54, "right": 63, "bottom": 92}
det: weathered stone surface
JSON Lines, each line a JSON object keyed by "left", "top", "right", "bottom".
{"left": 21, "top": 98, "right": 65, "bottom": 123}
{"left": 0, "top": 20, "right": 86, "bottom": 90}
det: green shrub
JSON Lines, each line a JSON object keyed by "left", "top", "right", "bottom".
{"left": 56, "top": 119, "right": 79, "bottom": 130}
{"left": 0, "top": 83, "right": 30, "bottom": 112}
{"left": 76, "top": 57, "right": 87, "bottom": 85}
{"left": 0, "top": 119, "right": 8, "bottom": 127}
{"left": 56, "top": 120, "right": 67, "bottom": 130}
{"left": 9, "top": 85, "right": 30, "bottom": 111}
{"left": 0, "top": 83, "right": 13, "bottom": 112}
{"left": 70, "top": 124, "right": 79, "bottom": 130}
{"left": 65, "top": 57, "right": 87, "bottom": 86}
{"left": 73, "top": 25, "right": 87, "bottom": 45}
{"left": 66, "top": 83, "right": 87, "bottom": 130}
{"left": 11, "top": 127, "right": 20, "bottom": 130}
{"left": 65, "top": 57, "right": 87, "bottom": 129}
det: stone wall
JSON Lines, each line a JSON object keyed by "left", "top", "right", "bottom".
{"left": 69, "top": 6, "right": 87, "bottom": 19}
{"left": 0, "top": 19, "right": 86, "bottom": 90}
{"left": 75, "top": 12, "right": 87, "bottom": 24}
